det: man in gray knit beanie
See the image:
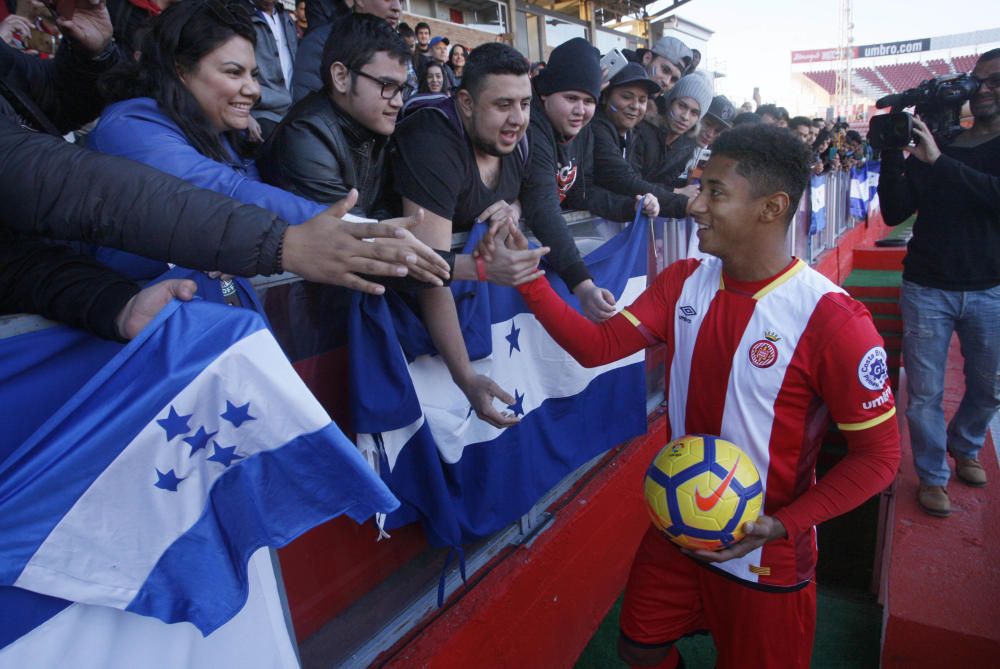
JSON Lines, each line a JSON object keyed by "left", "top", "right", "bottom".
{"left": 660, "top": 72, "right": 714, "bottom": 143}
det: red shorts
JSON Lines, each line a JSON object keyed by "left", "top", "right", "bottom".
{"left": 620, "top": 526, "right": 817, "bottom": 669}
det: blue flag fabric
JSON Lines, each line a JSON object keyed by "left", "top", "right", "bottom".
{"left": 348, "top": 218, "right": 650, "bottom": 548}
{"left": 0, "top": 267, "right": 259, "bottom": 649}
{"left": 866, "top": 160, "right": 881, "bottom": 217}
{"left": 0, "top": 298, "right": 398, "bottom": 637}
{"left": 809, "top": 173, "right": 828, "bottom": 235}
{"left": 849, "top": 163, "right": 869, "bottom": 219}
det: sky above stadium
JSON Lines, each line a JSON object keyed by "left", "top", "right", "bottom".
{"left": 647, "top": 0, "right": 997, "bottom": 107}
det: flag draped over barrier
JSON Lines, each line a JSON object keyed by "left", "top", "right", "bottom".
{"left": 809, "top": 174, "right": 828, "bottom": 235}
{"left": 849, "top": 163, "right": 869, "bottom": 219}
{"left": 348, "top": 218, "right": 650, "bottom": 549}
{"left": 0, "top": 281, "right": 398, "bottom": 651}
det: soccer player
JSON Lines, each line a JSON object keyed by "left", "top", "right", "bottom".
{"left": 507, "top": 125, "right": 901, "bottom": 668}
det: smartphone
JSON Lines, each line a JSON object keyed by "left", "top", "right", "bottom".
{"left": 600, "top": 48, "right": 628, "bottom": 82}
{"left": 27, "top": 27, "right": 57, "bottom": 54}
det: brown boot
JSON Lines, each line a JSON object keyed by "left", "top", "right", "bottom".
{"left": 918, "top": 485, "right": 950, "bottom": 517}
{"left": 954, "top": 457, "right": 987, "bottom": 487}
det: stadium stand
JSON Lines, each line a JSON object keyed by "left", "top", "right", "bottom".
{"left": 801, "top": 51, "right": 991, "bottom": 101}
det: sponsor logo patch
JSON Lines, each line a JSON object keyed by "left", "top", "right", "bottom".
{"left": 748, "top": 340, "right": 778, "bottom": 368}
{"left": 858, "top": 346, "right": 889, "bottom": 391}
{"left": 862, "top": 386, "right": 893, "bottom": 410}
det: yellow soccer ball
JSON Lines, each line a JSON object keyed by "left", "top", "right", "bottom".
{"left": 644, "top": 435, "right": 764, "bottom": 551}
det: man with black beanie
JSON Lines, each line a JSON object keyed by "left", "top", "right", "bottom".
{"left": 518, "top": 37, "right": 659, "bottom": 322}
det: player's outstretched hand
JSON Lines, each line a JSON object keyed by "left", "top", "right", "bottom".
{"left": 458, "top": 373, "right": 520, "bottom": 428}
{"left": 682, "top": 515, "right": 787, "bottom": 564}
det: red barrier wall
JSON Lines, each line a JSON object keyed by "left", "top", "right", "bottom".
{"left": 379, "top": 412, "right": 669, "bottom": 668}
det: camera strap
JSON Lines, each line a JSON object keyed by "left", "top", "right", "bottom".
{"left": 0, "top": 76, "right": 61, "bottom": 136}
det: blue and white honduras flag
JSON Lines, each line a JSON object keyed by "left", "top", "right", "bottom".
{"left": 0, "top": 299, "right": 398, "bottom": 637}
{"left": 349, "top": 217, "right": 650, "bottom": 549}
{"left": 809, "top": 173, "right": 828, "bottom": 235}
{"left": 849, "top": 163, "right": 869, "bottom": 219}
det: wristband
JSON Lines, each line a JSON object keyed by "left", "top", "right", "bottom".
{"left": 476, "top": 255, "right": 487, "bottom": 282}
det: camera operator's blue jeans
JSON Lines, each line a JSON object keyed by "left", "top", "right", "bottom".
{"left": 901, "top": 280, "right": 1000, "bottom": 486}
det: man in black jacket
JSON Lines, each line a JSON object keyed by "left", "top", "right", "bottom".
{"left": 878, "top": 49, "right": 1000, "bottom": 517}
{"left": 521, "top": 38, "right": 659, "bottom": 322}
{"left": 258, "top": 13, "right": 410, "bottom": 218}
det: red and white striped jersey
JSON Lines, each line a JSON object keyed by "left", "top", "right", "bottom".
{"left": 623, "top": 256, "right": 896, "bottom": 589}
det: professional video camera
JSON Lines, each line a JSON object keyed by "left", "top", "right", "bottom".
{"left": 867, "top": 73, "right": 980, "bottom": 150}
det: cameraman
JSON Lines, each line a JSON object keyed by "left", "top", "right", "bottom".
{"left": 878, "top": 49, "right": 1000, "bottom": 517}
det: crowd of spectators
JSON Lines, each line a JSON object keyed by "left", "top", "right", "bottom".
{"left": 2, "top": 2, "right": 995, "bottom": 664}
{"left": 0, "top": 0, "right": 875, "bottom": 351}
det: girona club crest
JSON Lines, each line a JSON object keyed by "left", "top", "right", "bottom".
{"left": 748, "top": 339, "right": 778, "bottom": 369}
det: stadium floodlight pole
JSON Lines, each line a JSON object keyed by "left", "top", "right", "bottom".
{"left": 834, "top": 0, "right": 854, "bottom": 120}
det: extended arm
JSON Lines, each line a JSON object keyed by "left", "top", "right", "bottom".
{"left": 404, "top": 199, "right": 518, "bottom": 428}
{"left": 0, "top": 233, "right": 139, "bottom": 340}
{"left": 517, "top": 275, "right": 649, "bottom": 367}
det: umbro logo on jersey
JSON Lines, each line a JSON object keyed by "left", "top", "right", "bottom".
{"left": 862, "top": 386, "right": 893, "bottom": 410}
{"left": 679, "top": 305, "right": 697, "bottom": 323}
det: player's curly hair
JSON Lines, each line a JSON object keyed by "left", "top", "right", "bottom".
{"left": 710, "top": 125, "right": 812, "bottom": 223}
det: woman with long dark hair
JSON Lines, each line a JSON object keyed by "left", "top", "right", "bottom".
{"left": 91, "top": 0, "right": 326, "bottom": 225}
{"left": 445, "top": 43, "right": 466, "bottom": 88}
{"left": 418, "top": 60, "right": 450, "bottom": 96}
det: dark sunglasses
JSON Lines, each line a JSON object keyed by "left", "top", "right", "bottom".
{"left": 973, "top": 73, "right": 1000, "bottom": 91}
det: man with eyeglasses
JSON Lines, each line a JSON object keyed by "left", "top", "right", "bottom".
{"left": 878, "top": 48, "right": 1000, "bottom": 518}
{"left": 259, "top": 14, "right": 411, "bottom": 218}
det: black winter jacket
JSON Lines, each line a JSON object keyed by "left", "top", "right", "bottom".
{"left": 521, "top": 98, "right": 636, "bottom": 289}
{"left": 0, "top": 122, "right": 288, "bottom": 277}
{"left": 591, "top": 109, "right": 688, "bottom": 219}
{"left": 633, "top": 119, "right": 698, "bottom": 189}
{"left": 257, "top": 92, "right": 391, "bottom": 218}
